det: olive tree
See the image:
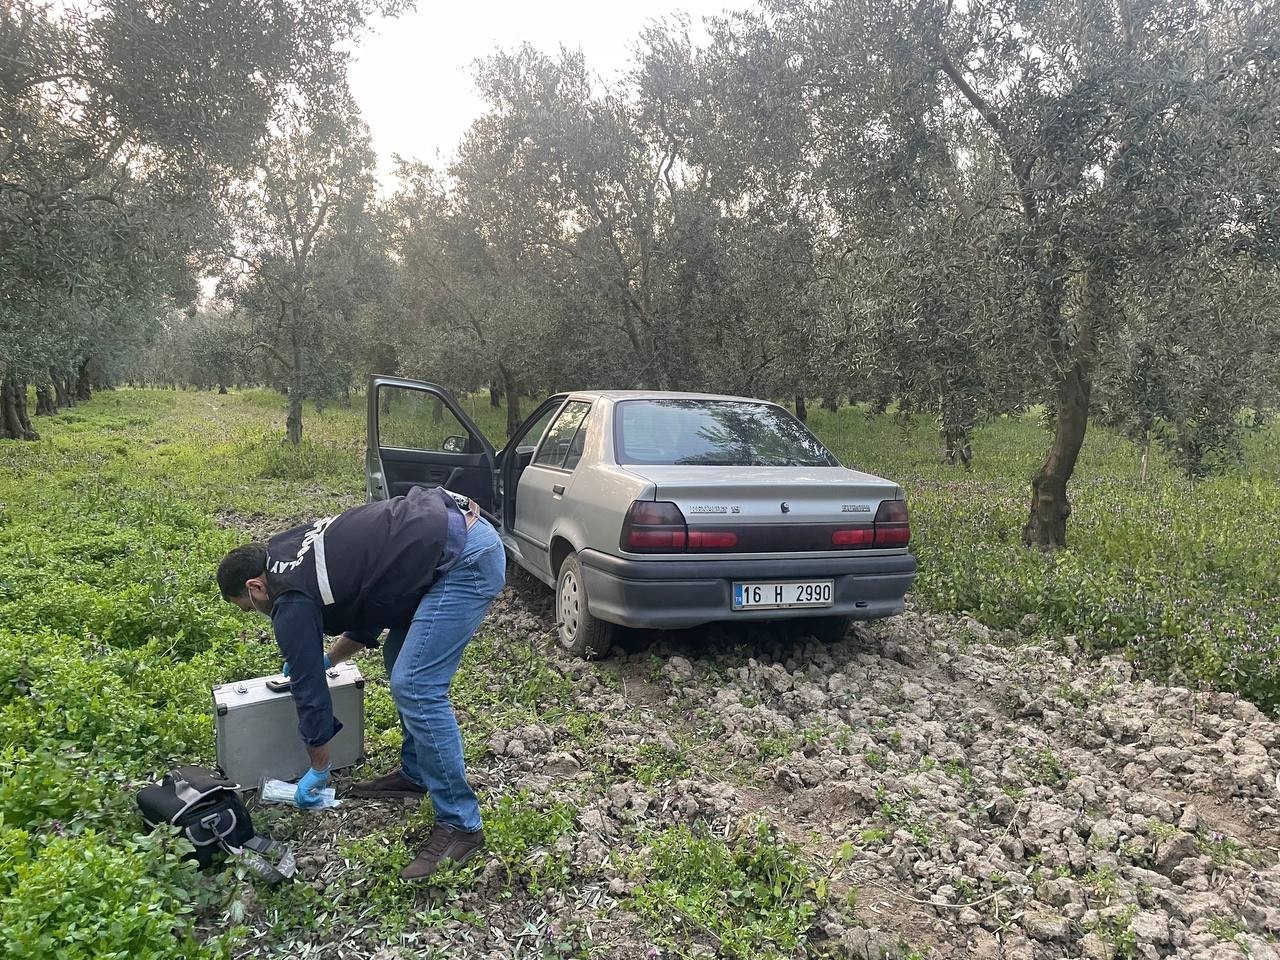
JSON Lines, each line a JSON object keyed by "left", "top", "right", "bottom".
{"left": 221, "top": 95, "right": 379, "bottom": 443}
{"left": 696, "top": 0, "right": 1280, "bottom": 546}
{"left": 0, "top": 0, "right": 408, "bottom": 437}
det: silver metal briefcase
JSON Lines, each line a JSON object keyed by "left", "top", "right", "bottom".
{"left": 212, "top": 663, "right": 366, "bottom": 789}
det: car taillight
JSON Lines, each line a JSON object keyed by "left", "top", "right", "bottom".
{"left": 831, "top": 527, "right": 875, "bottom": 547}
{"left": 688, "top": 530, "right": 739, "bottom": 549}
{"left": 873, "top": 499, "right": 911, "bottom": 547}
{"left": 621, "top": 502, "right": 741, "bottom": 552}
{"left": 622, "top": 501, "right": 687, "bottom": 551}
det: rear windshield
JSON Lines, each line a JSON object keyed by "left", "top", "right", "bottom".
{"left": 615, "top": 399, "right": 838, "bottom": 467}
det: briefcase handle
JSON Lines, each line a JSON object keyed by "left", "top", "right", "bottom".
{"left": 265, "top": 669, "right": 340, "bottom": 693}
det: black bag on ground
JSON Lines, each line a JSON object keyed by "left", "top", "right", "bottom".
{"left": 137, "top": 765, "right": 254, "bottom": 869}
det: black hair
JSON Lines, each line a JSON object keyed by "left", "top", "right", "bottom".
{"left": 217, "top": 543, "right": 268, "bottom": 600}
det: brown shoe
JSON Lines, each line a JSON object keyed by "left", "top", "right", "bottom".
{"left": 346, "top": 768, "right": 428, "bottom": 799}
{"left": 400, "top": 825, "right": 485, "bottom": 881}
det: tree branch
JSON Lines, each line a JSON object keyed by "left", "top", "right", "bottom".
{"left": 933, "top": 53, "right": 1039, "bottom": 224}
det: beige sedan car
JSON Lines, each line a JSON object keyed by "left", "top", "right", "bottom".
{"left": 366, "top": 379, "right": 917, "bottom": 657}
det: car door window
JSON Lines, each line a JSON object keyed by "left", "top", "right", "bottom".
{"left": 377, "top": 385, "right": 471, "bottom": 452}
{"left": 511, "top": 405, "right": 557, "bottom": 454}
{"left": 532, "top": 400, "right": 591, "bottom": 469}
{"left": 562, "top": 410, "right": 592, "bottom": 471}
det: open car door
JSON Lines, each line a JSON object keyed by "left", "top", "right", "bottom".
{"left": 366, "top": 376, "right": 498, "bottom": 517}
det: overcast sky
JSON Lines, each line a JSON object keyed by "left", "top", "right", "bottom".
{"left": 347, "top": 0, "right": 734, "bottom": 182}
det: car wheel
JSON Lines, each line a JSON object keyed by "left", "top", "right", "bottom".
{"left": 801, "top": 615, "right": 853, "bottom": 644}
{"left": 556, "top": 554, "right": 613, "bottom": 659}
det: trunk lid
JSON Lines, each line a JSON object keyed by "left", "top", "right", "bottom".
{"left": 623, "top": 465, "right": 900, "bottom": 518}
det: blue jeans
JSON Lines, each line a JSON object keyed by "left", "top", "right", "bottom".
{"left": 382, "top": 518, "right": 505, "bottom": 831}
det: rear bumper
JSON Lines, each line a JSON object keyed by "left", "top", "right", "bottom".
{"left": 577, "top": 549, "right": 917, "bottom": 629}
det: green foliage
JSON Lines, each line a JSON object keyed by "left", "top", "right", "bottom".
{"left": 482, "top": 793, "right": 577, "bottom": 892}
{"left": 1207, "top": 916, "right": 1246, "bottom": 941}
{"left": 0, "top": 391, "right": 335, "bottom": 955}
{"left": 335, "top": 831, "right": 422, "bottom": 931}
{"left": 1199, "top": 831, "right": 1248, "bottom": 867}
{"left": 1, "top": 0, "right": 403, "bottom": 426}
{"left": 2, "top": 385, "right": 1279, "bottom": 956}
{"left": 863, "top": 750, "right": 888, "bottom": 772}
{"left": 0, "top": 747, "right": 126, "bottom": 832}
{"left": 335, "top": 792, "right": 575, "bottom": 935}
{"left": 810, "top": 406, "right": 1280, "bottom": 712}
{"left": 0, "top": 827, "right": 228, "bottom": 960}
{"left": 631, "top": 820, "right": 818, "bottom": 959}
{"left": 756, "top": 734, "right": 797, "bottom": 762}
{"left": 633, "top": 741, "right": 693, "bottom": 786}
{"left": 1024, "top": 748, "right": 1069, "bottom": 788}
{"left": 250, "top": 434, "right": 359, "bottom": 481}
{"left": 1085, "top": 905, "right": 1139, "bottom": 959}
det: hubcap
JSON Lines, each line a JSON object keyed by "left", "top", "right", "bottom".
{"left": 558, "top": 569, "right": 580, "bottom": 645}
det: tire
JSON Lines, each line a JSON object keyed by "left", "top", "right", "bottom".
{"left": 555, "top": 553, "right": 613, "bottom": 659}
{"left": 800, "top": 615, "right": 853, "bottom": 644}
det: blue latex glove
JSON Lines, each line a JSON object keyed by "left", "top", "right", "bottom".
{"left": 295, "top": 766, "right": 331, "bottom": 809}
{"left": 282, "top": 653, "right": 331, "bottom": 677}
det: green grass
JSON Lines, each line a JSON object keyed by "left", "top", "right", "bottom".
{"left": 802, "top": 403, "right": 1280, "bottom": 712}
{"left": 0, "top": 387, "right": 607, "bottom": 954}
{"left": 1, "top": 385, "right": 1278, "bottom": 954}
{"left": 630, "top": 820, "right": 818, "bottom": 959}
{"left": 331, "top": 792, "right": 574, "bottom": 935}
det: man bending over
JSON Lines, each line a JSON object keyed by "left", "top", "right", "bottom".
{"left": 216, "top": 484, "right": 505, "bottom": 880}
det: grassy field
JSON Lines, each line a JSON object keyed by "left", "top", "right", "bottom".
{"left": 0, "top": 387, "right": 1276, "bottom": 957}
{"left": 807, "top": 404, "right": 1280, "bottom": 713}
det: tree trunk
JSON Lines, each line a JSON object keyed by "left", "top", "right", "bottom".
{"left": 1, "top": 379, "right": 20, "bottom": 439}
{"left": 499, "top": 364, "right": 522, "bottom": 439}
{"left": 14, "top": 380, "right": 37, "bottom": 438}
{"left": 286, "top": 328, "right": 303, "bottom": 445}
{"left": 489, "top": 383, "right": 501, "bottom": 407}
{"left": 940, "top": 425, "right": 973, "bottom": 470}
{"left": 75, "top": 360, "right": 92, "bottom": 402}
{"left": 1022, "top": 266, "right": 1101, "bottom": 550}
{"left": 1, "top": 377, "right": 38, "bottom": 440}
{"left": 286, "top": 394, "right": 303, "bottom": 444}
{"left": 35, "top": 382, "right": 55, "bottom": 416}
{"left": 822, "top": 396, "right": 839, "bottom": 412}
{"left": 1022, "top": 372, "right": 1089, "bottom": 549}
{"left": 431, "top": 396, "right": 444, "bottom": 423}
{"left": 795, "top": 395, "right": 808, "bottom": 422}
{"left": 52, "top": 370, "right": 70, "bottom": 408}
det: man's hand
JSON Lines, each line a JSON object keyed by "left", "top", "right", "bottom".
{"left": 282, "top": 653, "right": 331, "bottom": 677}
{"left": 295, "top": 766, "right": 331, "bottom": 809}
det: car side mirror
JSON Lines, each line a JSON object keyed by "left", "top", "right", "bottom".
{"left": 442, "top": 435, "right": 468, "bottom": 453}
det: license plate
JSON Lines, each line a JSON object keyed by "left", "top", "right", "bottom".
{"left": 733, "top": 580, "right": 834, "bottom": 610}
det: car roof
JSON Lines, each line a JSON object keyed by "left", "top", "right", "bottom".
{"left": 568, "top": 390, "right": 778, "bottom": 404}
